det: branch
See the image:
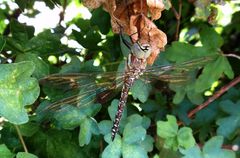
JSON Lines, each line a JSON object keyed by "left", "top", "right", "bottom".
{"left": 169, "top": 0, "right": 182, "bottom": 41}
{"left": 59, "top": 0, "right": 67, "bottom": 24}
{"left": 198, "top": 143, "right": 239, "bottom": 151}
{"left": 178, "top": 75, "right": 240, "bottom": 125}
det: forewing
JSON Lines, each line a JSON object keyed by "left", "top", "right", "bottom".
{"left": 39, "top": 71, "right": 124, "bottom": 112}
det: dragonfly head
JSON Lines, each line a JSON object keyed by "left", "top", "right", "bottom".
{"left": 131, "top": 42, "right": 152, "bottom": 59}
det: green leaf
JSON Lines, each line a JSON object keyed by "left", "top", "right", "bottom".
{"left": 181, "top": 136, "right": 236, "bottom": 158}
{"left": 60, "top": 56, "right": 81, "bottom": 73}
{"left": 195, "top": 55, "right": 234, "bottom": 92}
{"left": 0, "top": 144, "right": 15, "bottom": 158}
{"left": 73, "top": 25, "right": 102, "bottom": 50}
{"left": 102, "top": 137, "right": 122, "bottom": 158}
{"left": 203, "top": 136, "right": 236, "bottom": 158}
{"left": 108, "top": 99, "right": 127, "bottom": 122}
{"left": 16, "top": 152, "right": 38, "bottom": 158}
{"left": 46, "top": 130, "right": 83, "bottom": 158}
{"left": 186, "top": 89, "right": 204, "bottom": 105}
{"left": 19, "top": 122, "right": 39, "bottom": 137}
{"left": 0, "top": 35, "right": 6, "bottom": 52}
{"left": 140, "top": 135, "right": 154, "bottom": 152}
{"left": 177, "top": 127, "right": 196, "bottom": 149}
{"left": 165, "top": 42, "right": 211, "bottom": 62}
{"left": 216, "top": 100, "right": 240, "bottom": 139}
{"left": 181, "top": 146, "right": 203, "bottom": 158}
{"left": 123, "top": 123, "right": 146, "bottom": 144}
{"left": 126, "top": 114, "right": 150, "bottom": 129}
{"left": 172, "top": 86, "right": 186, "bottom": 104}
{"left": 10, "top": 19, "right": 34, "bottom": 46}
{"left": 200, "top": 26, "right": 223, "bottom": 51}
{"left": 91, "top": 7, "right": 111, "bottom": 34}
{"left": 164, "top": 137, "right": 178, "bottom": 150}
{"left": 53, "top": 106, "right": 86, "bottom": 128}
{"left": 131, "top": 80, "right": 152, "bottom": 103}
{"left": 15, "top": 53, "right": 49, "bottom": 79}
{"left": 122, "top": 143, "right": 148, "bottom": 158}
{"left": 79, "top": 118, "right": 99, "bottom": 146}
{"left": 157, "top": 115, "right": 178, "bottom": 138}
{"left": 15, "top": 0, "right": 35, "bottom": 10}
{"left": 26, "top": 30, "right": 64, "bottom": 55}
{"left": 98, "top": 120, "right": 112, "bottom": 135}
{"left": 54, "top": 103, "right": 101, "bottom": 129}
{"left": 0, "top": 61, "right": 40, "bottom": 124}
{"left": 159, "top": 148, "right": 182, "bottom": 158}
{"left": 126, "top": 114, "right": 143, "bottom": 127}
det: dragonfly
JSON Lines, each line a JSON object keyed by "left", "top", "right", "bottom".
{"left": 39, "top": 0, "right": 214, "bottom": 141}
{"left": 39, "top": 30, "right": 214, "bottom": 141}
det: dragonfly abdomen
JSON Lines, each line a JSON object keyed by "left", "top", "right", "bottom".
{"left": 111, "top": 75, "right": 136, "bottom": 140}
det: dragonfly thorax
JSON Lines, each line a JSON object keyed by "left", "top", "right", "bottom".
{"left": 131, "top": 42, "right": 151, "bottom": 59}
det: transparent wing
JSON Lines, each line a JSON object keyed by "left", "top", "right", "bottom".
{"left": 142, "top": 56, "right": 215, "bottom": 83}
{"left": 39, "top": 56, "right": 215, "bottom": 113}
{"left": 39, "top": 71, "right": 125, "bottom": 112}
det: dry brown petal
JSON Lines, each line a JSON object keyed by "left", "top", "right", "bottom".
{"left": 147, "top": 49, "right": 159, "bottom": 65}
{"left": 149, "top": 28, "right": 167, "bottom": 49}
{"left": 82, "top": 0, "right": 103, "bottom": 9}
{"left": 102, "top": 0, "right": 116, "bottom": 14}
{"left": 84, "top": 0, "right": 167, "bottom": 64}
{"left": 128, "top": 15, "right": 167, "bottom": 64}
{"left": 132, "top": 0, "right": 148, "bottom": 15}
{"left": 147, "top": 0, "right": 165, "bottom": 9}
{"left": 150, "top": 8, "right": 162, "bottom": 20}
{"left": 147, "top": 0, "right": 165, "bottom": 20}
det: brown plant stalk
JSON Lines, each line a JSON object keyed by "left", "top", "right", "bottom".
{"left": 178, "top": 75, "right": 240, "bottom": 126}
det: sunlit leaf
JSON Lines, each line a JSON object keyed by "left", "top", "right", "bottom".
{"left": 16, "top": 53, "right": 49, "bottom": 79}
{"left": 195, "top": 55, "right": 234, "bottom": 92}
{"left": 0, "top": 144, "right": 15, "bottom": 158}
{"left": 157, "top": 115, "right": 178, "bottom": 138}
{"left": 177, "top": 127, "right": 195, "bottom": 149}
{"left": 16, "top": 152, "right": 38, "bottom": 158}
{"left": 0, "top": 61, "right": 39, "bottom": 124}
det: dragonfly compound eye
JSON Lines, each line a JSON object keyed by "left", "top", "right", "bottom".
{"left": 131, "top": 42, "right": 152, "bottom": 59}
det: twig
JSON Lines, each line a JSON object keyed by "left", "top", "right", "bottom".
{"left": 178, "top": 75, "right": 240, "bottom": 125}
{"left": 169, "top": 0, "right": 183, "bottom": 40}
{"left": 224, "top": 53, "right": 240, "bottom": 60}
{"left": 198, "top": 143, "right": 239, "bottom": 151}
{"left": 15, "top": 125, "right": 28, "bottom": 153}
{"left": 175, "top": 0, "right": 182, "bottom": 41}
{"left": 59, "top": 0, "right": 67, "bottom": 24}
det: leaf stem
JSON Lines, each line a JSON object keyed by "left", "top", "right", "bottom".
{"left": 224, "top": 53, "right": 240, "bottom": 60}
{"left": 15, "top": 125, "right": 28, "bottom": 153}
{"left": 178, "top": 75, "right": 240, "bottom": 125}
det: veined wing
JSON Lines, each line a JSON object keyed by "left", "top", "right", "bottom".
{"left": 39, "top": 71, "right": 125, "bottom": 112}
{"left": 39, "top": 56, "right": 215, "bottom": 112}
{"left": 142, "top": 56, "right": 215, "bottom": 83}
